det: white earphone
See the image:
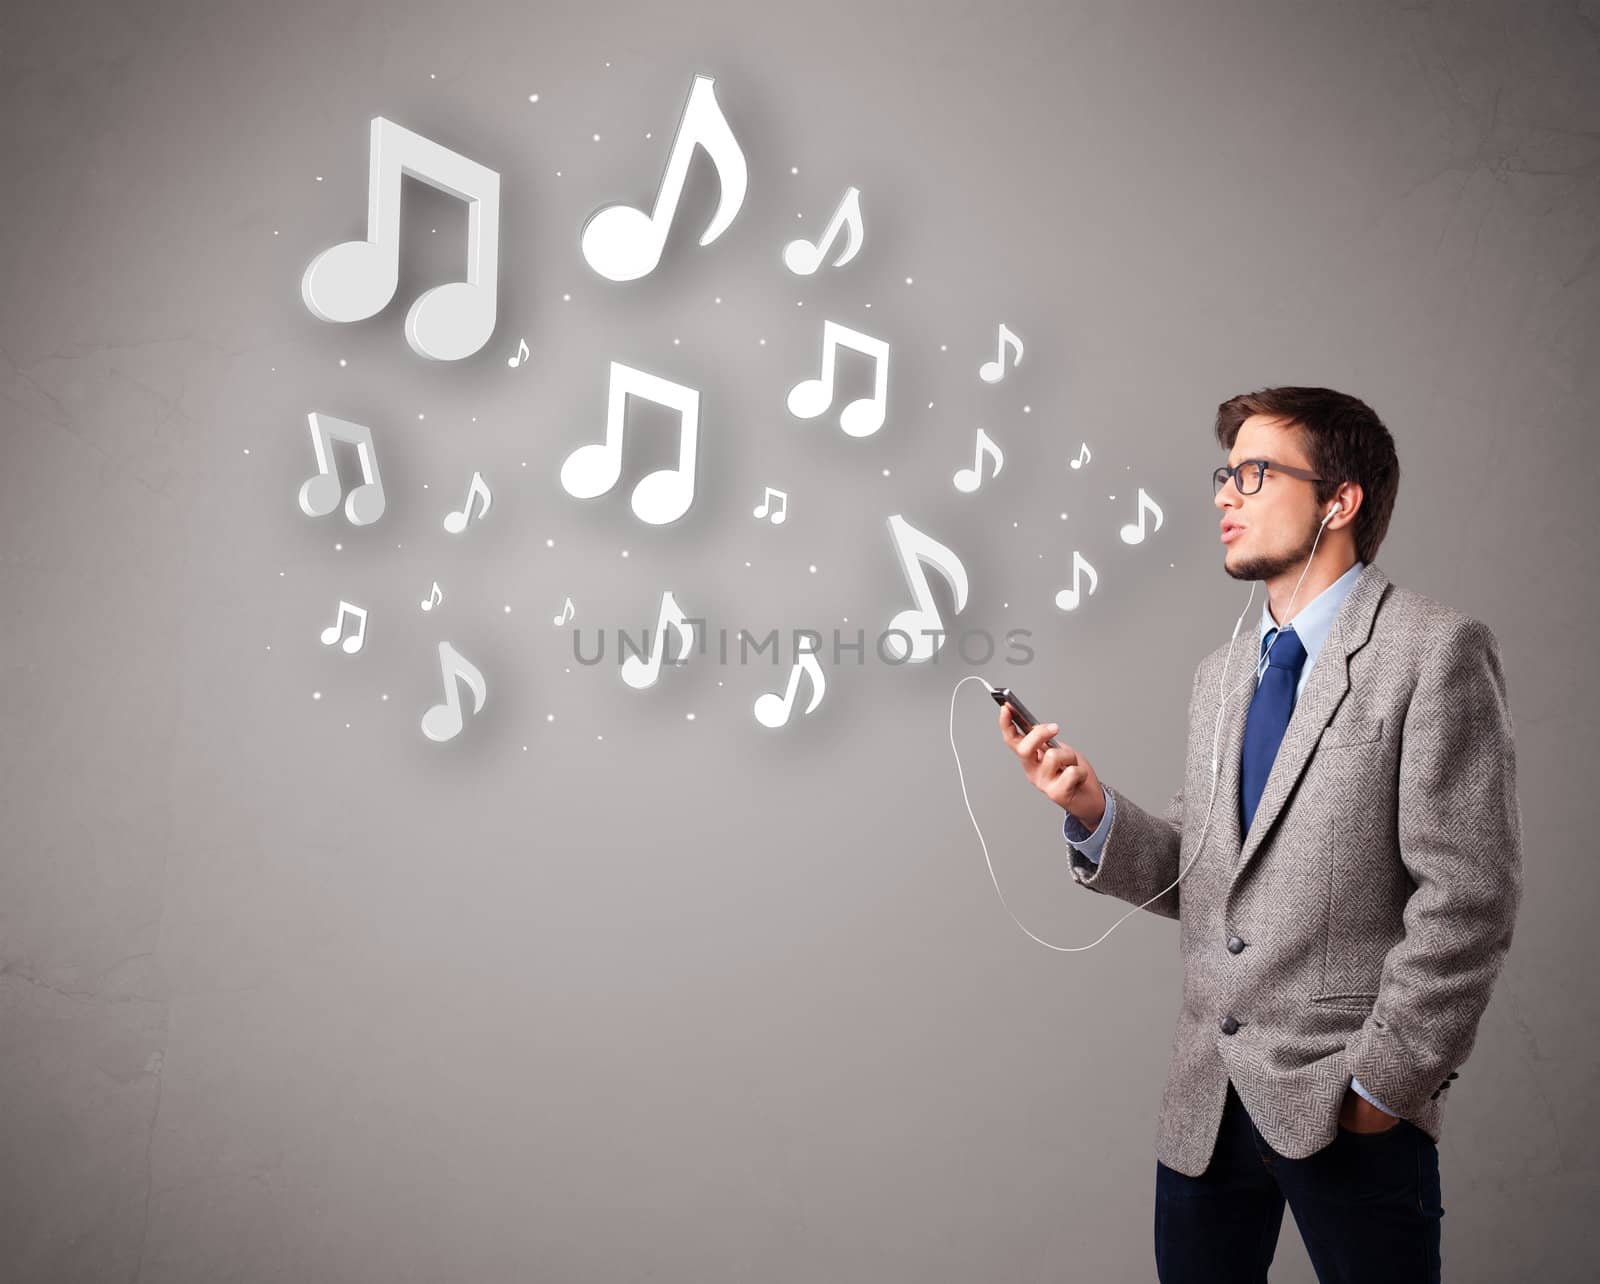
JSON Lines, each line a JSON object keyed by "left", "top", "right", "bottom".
{"left": 949, "top": 491, "right": 1348, "bottom": 952}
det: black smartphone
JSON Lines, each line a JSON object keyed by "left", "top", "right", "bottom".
{"left": 989, "top": 685, "right": 1063, "bottom": 748}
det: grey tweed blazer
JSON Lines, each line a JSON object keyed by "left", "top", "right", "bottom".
{"left": 1068, "top": 563, "right": 1523, "bottom": 1177}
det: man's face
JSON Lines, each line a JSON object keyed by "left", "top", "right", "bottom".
{"left": 1214, "top": 416, "right": 1324, "bottom": 582}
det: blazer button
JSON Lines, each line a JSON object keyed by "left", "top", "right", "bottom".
{"left": 1226, "top": 935, "right": 1245, "bottom": 954}
{"left": 1219, "top": 1015, "right": 1239, "bottom": 1035}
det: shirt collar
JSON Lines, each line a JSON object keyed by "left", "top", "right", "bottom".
{"left": 1258, "top": 559, "right": 1366, "bottom": 670}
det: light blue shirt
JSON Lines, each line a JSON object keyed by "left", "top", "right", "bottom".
{"left": 1062, "top": 561, "right": 1395, "bottom": 1114}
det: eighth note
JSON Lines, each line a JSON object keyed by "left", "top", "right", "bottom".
{"left": 979, "top": 323, "right": 1024, "bottom": 383}
{"left": 507, "top": 337, "right": 529, "bottom": 368}
{"left": 754, "top": 651, "right": 826, "bottom": 728}
{"left": 443, "top": 470, "right": 492, "bottom": 534}
{"left": 953, "top": 428, "right": 1004, "bottom": 493}
{"left": 1054, "top": 550, "right": 1099, "bottom": 611}
{"left": 883, "top": 513, "right": 969, "bottom": 663}
{"left": 421, "top": 641, "right": 487, "bottom": 743}
{"left": 552, "top": 596, "right": 575, "bottom": 626}
{"left": 783, "top": 187, "right": 864, "bottom": 275}
{"left": 752, "top": 485, "right": 788, "bottom": 525}
{"left": 320, "top": 599, "right": 369, "bottom": 654}
{"left": 1119, "top": 487, "right": 1165, "bottom": 545}
{"left": 1070, "top": 441, "right": 1091, "bottom": 470}
{"left": 420, "top": 581, "right": 443, "bottom": 612}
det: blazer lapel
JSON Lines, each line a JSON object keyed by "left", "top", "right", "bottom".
{"left": 1230, "top": 564, "right": 1389, "bottom": 881}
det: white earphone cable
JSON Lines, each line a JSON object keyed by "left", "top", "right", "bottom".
{"left": 951, "top": 503, "right": 1340, "bottom": 950}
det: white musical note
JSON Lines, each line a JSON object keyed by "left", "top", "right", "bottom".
{"left": 754, "top": 651, "right": 826, "bottom": 728}
{"left": 421, "top": 641, "right": 488, "bottom": 743}
{"left": 552, "top": 596, "right": 575, "bottom": 626}
{"left": 752, "top": 485, "right": 788, "bottom": 525}
{"left": 953, "top": 427, "right": 1005, "bottom": 493}
{"left": 420, "top": 581, "right": 443, "bottom": 612}
{"left": 507, "top": 337, "right": 529, "bottom": 368}
{"left": 1119, "top": 487, "right": 1165, "bottom": 545}
{"left": 787, "top": 320, "right": 890, "bottom": 438}
{"left": 298, "top": 413, "right": 386, "bottom": 526}
{"left": 319, "top": 599, "right": 368, "bottom": 654}
{"left": 561, "top": 362, "right": 700, "bottom": 525}
{"left": 580, "top": 74, "right": 747, "bottom": 282}
{"left": 979, "top": 323, "right": 1024, "bottom": 383}
{"left": 783, "top": 186, "right": 864, "bottom": 275}
{"left": 443, "top": 470, "right": 492, "bottom": 534}
{"left": 301, "top": 117, "right": 500, "bottom": 362}
{"left": 1070, "top": 441, "right": 1091, "bottom": 470}
{"left": 883, "top": 514, "right": 969, "bottom": 663}
{"left": 621, "top": 591, "right": 695, "bottom": 690}
{"left": 1054, "top": 550, "right": 1099, "bottom": 611}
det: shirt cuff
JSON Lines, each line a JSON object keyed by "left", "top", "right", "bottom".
{"left": 1062, "top": 786, "right": 1114, "bottom": 864}
{"left": 1350, "top": 1075, "right": 1398, "bottom": 1117}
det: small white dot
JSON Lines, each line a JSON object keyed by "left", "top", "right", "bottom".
{"left": 592, "top": 133, "right": 601, "bottom": 142}
{"left": 1023, "top": 405, "right": 1031, "bottom": 414}
{"left": 882, "top": 468, "right": 890, "bottom": 476}
{"left": 673, "top": 337, "right": 679, "bottom": 344}
{"left": 686, "top": 712, "right": 696, "bottom": 721}
{"left": 430, "top": 72, "right": 436, "bottom": 79}
{"left": 431, "top": 227, "right": 436, "bottom": 234}
{"left": 265, "top": 644, "right": 271, "bottom": 651}
{"left": 312, "top": 691, "right": 322, "bottom": 700}
{"left": 523, "top": 745, "right": 528, "bottom": 751}
{"left": 278, "top": 571, "right": 285, "bottom": 577}
{"left": 563, "top": 292, "right": 571, "bottom": 301}
{"left": 759, "top": 338, "right": 766, "bottom": 345}
{"left": 1060, "top": 512, "right": 1068, "bottom": 520}
{"left": 905, "top": 277, "right": 913, "bottom": 285}
{"left": 521, "top": 460, "right": 527, "bottom": 467}
{"left": 927, "top": 401, "right": 934, "bottom": 409}
{"left": 338, "top": 358, "right": 347, "bottom": 367}
{"left": 422, "top": 483, "right": 429, "bottom": 490}
{"left": 939, "top": 344, "right": 947, "bottom": 351}
{"left": 808, "top": 564, "right": 817, "bottom": 573}
{"left": 597, "top": 734, "right": 603, "bottom": 740}
{"left": 546, "top": 538, "right": 554, "bottom": 547}
{"left": 621, "top": 549, "right": 628, "bottom": 558}
{"left": 381, "top": 693, "right": 389, "bottom": 701}
{"left": 529, "top": 93, "right": 540, "bottom": 102}
{"left": 243, "top": 448, "right": 251, "bottom": 455}
{"left": 269, "top": 367, "right": 275, "bottom": 372}
{"left": 471, "top": 417, "right": 477, "bottom": 423}
{"left": 865, "top": 303, "right": 872, "bottom": 308}
{"left": 315, "top": 175, "right": 323, "bottom": 182}
{"left": 1013, "top": 521, "right": 1019, "bottom": 528}
{"left": 334, "top": 542, "right": 342, "bottom": 551}
{"left": 714, "top": 296, "right": 721, "bottom": 304}
{"left": 717, "top": 680, "right": 724, "bottom": 687}
{"left": 796, "top": 300, "right": 803, "bottom": 306}
{"left": 604, "top": 60, "right": 610, "bottom": 67}
{"left": 547, "top": 713, "right": 555, "bottom": 722}
{"left": 790, "top": 166, "right": 798, "bottom": 174}
{"left": 345, "top": 722, "right": 351, "bottom": 729}
{"left": 744, "top": 561, "right": 751, "bottom": 568}
{"left": 504, "top": 604, "right": 512, "bottom": 614}
{"left": 272, "top": 229, "right": 279, "bottom": 236}
{"left": 644, "top": 133, "right": 651, "bottom": 140}
{"left": 418, "top": 412, "right": 425, "bottom": 420}
{"left": 556, "top": 170, "right": 562, "bottom": 177}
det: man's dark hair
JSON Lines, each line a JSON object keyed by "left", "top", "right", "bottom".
{"left": 1214, "top": 386, "right": 1401, "bottom": 565}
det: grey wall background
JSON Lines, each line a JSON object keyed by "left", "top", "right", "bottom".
{"left": 2, "top": 0, "right": 1596, "bottom": 1279}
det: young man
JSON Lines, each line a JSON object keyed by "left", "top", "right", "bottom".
{"left": 999, "top": 387, "right": 1522, "bottom": 1283}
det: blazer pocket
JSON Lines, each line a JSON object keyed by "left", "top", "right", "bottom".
{"left": 1319, "top": 716, "right": 1385, "bottom": 749}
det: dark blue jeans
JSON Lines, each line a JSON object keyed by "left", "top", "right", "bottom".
{"left": 1154, "top": 1079, "right": 1443, "bottom": 1283}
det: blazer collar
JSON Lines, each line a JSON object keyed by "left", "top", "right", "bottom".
{"left": 1219, "top": 562, "right": 1391, "bottom": 881}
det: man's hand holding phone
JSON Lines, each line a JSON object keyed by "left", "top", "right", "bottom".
{"left": 997, "top": 701, "right": 1106, "bottom": 832}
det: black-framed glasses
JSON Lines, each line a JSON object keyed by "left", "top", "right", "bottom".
{"left": 1213, "top": 458, "right": 1324, "bottom": 497}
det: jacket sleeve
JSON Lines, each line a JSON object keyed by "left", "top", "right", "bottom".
{"left": 1344, "top": 618, "right": 1524, "bottom": 1117}
{"left": 1066, "top": 664, "right": 1204, "bottom": 920}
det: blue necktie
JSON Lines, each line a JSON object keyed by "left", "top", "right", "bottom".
{"left": 1240, "top": 626, "right": 1307, "bottom": 837}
